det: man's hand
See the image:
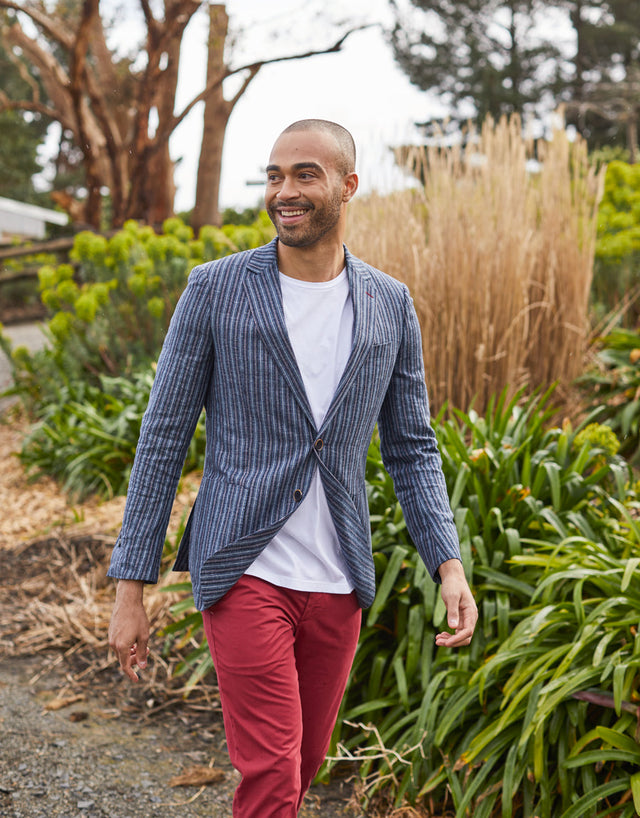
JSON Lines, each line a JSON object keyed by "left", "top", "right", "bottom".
{"left": 108, "top": 579, "right": 150, "bottom": 683}
{"left": 435, "top": 559, "right": 478, "bottom": 648}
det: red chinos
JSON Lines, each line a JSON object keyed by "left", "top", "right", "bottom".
{"left": 202, "top": 574, "right": 361, "bottom": 818}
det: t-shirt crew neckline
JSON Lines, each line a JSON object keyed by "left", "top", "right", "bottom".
{"left": 278, "top": 268, "right": 347, "bottom": 288}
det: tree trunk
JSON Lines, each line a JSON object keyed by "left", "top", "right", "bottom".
{"left": 570, "top": 0, "right": 586, "bottom": 100}
{"left": 145, "top": 21, "right": 181, "bottom": 227}
{"left": 192, "top": 4, "right": 230, "bottom": 231}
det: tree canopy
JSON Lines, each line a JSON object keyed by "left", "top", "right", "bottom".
{"left": 560, "top": 0, "right": 640, "bottom": 160}
{"left": 0, "top": 38, "right": 50, "bottom": 204}
{"left": 390, "top": 0, "right": 639, "bottom": 158}
{"left": 390, "top": 0, "right": 564, "bottom": 124}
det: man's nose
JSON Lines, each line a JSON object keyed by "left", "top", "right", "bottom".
{"left": 279, "top": 175, "right": 300, "bottom": 200}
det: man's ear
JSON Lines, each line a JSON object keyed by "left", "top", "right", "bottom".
{"left": 342, "top": 172, "right": 359, "bottom": 203}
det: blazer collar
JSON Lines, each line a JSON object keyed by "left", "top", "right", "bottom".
{"left": 244, "top": 239, "right": 377, "bottom": 431}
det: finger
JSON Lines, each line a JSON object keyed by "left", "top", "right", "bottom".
{"left": 435, "top": 602, "right": 478, "bottom": 648}
{"left": 446, "top": 597, "right": 460, "bottom": 630}
{"left": 435, "top": 626, "right": 474, "bottom": 647}
{"left": 112, "top": 639, "right": 140, "bottom": 682}
{"left": 136, "top": 636, "right": 149, "bottom": 669}
{"left": 120, "top": 657, "right": 140, "bottom": 682}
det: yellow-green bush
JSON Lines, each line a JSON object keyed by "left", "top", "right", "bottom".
{"left": 594, "top": 161, "right": 640, "bottom": 323}
{"left": 3, "top": 215, "right": 274, "bottom": 414}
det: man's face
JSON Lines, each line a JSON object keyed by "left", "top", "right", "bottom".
{"left": 265, "top": 130, "right": 348, "bottom": 248}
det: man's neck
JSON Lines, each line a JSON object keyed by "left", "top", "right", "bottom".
{"left": 277, "top": 240, "right": 346, "bottom": 283}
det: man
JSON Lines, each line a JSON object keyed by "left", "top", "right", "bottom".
{"left": 108, "top": 119, "right": 478, "bottom": 817}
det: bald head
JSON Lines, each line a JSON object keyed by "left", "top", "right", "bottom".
{"left": 280, "top": 119, "right": 356, "bottom": 176}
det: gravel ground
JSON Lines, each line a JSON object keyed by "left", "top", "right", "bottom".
{"left": 0, "top": 654, "right": 359, "bottom": 818}
{"left": 0, "top": 654, "right": 237, "bottom": 818}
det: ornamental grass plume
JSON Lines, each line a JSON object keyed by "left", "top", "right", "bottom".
{"left": 346, "top": 113, "right": 605, "bottom": 415}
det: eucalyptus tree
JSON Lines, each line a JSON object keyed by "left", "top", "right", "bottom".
{"left": 0, "top": 1, "right": 363, "bottom": 230}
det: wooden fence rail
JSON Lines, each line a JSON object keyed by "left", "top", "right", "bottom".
{"left": 0, "top": 237, "right": 75, "bottom": 261}
{"left": 0, "top": 237, "right": 76, "bottom": 323}
{"left": 0, "top": 268, "right": 42, "bottom": 285}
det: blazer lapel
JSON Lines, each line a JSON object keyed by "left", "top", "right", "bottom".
{"left": 243, "top": 241, "right": 315, "bottom": 427}
{"left": 320, "top": 248, "right": 376, "bottom": 431}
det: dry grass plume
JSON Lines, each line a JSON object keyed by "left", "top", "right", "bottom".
{"left": 346, "top": 113, "right": 604, "bottom": 415}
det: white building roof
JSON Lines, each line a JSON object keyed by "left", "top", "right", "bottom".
{"left": 0, "top": 196, "right": 69, "bottom": 240}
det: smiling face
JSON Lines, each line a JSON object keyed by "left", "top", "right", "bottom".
{"left": 265, "top": 129, "right": 357, "bottom": 249}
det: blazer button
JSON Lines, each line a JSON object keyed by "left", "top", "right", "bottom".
{"left": 294, "top": 489, "right": 303, "bottom": 502}
{"left": 314, "top": 438, "right": 324, "bottom": 451}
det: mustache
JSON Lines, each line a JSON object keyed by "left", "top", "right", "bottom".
{"left": 270, "top": 201, "right": 314, "bottom": 210}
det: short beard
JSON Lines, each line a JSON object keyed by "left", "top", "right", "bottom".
{"left": 268, "top": 188, "right": 342, "bottom": 248}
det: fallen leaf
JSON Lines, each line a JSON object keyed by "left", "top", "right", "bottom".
{"left": 44, "top": 693, "right": 86, "bottom": 711}
{"left": 95, "top": 708, "right": 121, "bottom": 719}
{"left": 168, "top": 766, "right": 226, "bottom": 787}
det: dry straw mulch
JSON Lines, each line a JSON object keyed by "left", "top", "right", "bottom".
{"left": 0, "top": 410, "right": 208, "bottom": 705}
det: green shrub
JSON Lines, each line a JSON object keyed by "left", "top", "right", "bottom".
{"left": 578, "top": 327, "right": 640, "bottom": 464}
{"left": 1, "top": 215, "right": 273, "bottom": 416}
{"left": 328, "top": 389, "right": 638, "bottom": 816}
{"left": 465, "top": 536, "right": 640, "bottom": 818}
{"left": 593, "top": 161, "right": 640, "bottom": 323}
{"left": 0, "top": 216, "right": 272, "bottom": 499}
{"left": 0, "top": 248, "right": 56, "bottom": 319}
{"left": 18, "top": 367, "right": 205, "bottom": 500}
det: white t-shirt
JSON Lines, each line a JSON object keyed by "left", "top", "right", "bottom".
{"left": 245, "top": 269, "right": 355, "bottom": 593}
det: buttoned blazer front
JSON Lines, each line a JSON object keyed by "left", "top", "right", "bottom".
{"left": 107, "top": 238, "right": 460, "bottom": 610}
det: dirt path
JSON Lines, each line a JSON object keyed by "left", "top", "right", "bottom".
{"left": 0, "top": 654, "right": 359, "bottom": 818}
{"left": 0, "top": 322, "right": 48, "bottom": 412}
{"left": 0, "top": 654, "right": 239, "bottom": 818}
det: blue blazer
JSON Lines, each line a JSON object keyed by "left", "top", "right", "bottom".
{"left": 107, "top": 239, "right": 461, "bottom": 610}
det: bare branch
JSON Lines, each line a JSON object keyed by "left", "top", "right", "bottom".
{"left": 145, "top": 0, "right": 201, "bottom": 84}
{"left": 170, "top": 24, "right": 374, "bottom": 136}
{"left": 67, "top": 0, "right": 105, "bottom": 222}
{"left": 4, "top": 21, "right": 75, "bottom": 127}
{"left": 226, "top": 65, "right": 260, "bottom": 112}
{"left": 69, "top": 0, "right": 97, "bottom": 106}
{"left": 4, "top": 38, "right": 41, "bottom": 102}
{"left": 87, "top": 12, "right": 119, "bottom": 105}
{"left": 139, "top": 0, "right": 157, "bottom": 32}
{"left": 0, "top": 92, "right": 62, "bottom": 125}
{"left": 0, "top": 0, "right": 73, "bottom": 49}
{"left": 567, "top": 97, "right": 638, "bottom": 123}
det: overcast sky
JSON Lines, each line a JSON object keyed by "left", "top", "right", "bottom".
{"left": 170, "top": 0, "right": 443, "bottom": 212}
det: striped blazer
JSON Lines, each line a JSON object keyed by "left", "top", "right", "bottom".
{"left": 107, "top": 239, "right": 461, "bottom": 610}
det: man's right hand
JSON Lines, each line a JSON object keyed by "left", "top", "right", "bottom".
{"left": 108, "top": 579, "right": 150, "bottom": 683}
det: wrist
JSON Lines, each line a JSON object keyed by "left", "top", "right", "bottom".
{"left": 438, "top": 558, "right": 464, "bottom": 579}
{"left": 115, "top": 579, "right": 145, "bottom": 602}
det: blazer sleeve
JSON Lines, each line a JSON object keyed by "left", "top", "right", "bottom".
{"left": 377, "top": 285, "right": 461, "bottom": 581}
{"left": 107, "top": 264, "right": 214, "bottom": 584}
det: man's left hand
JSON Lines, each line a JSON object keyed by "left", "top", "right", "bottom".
{"left": 435, "top": 558, "right": 478, "bottom": 648}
